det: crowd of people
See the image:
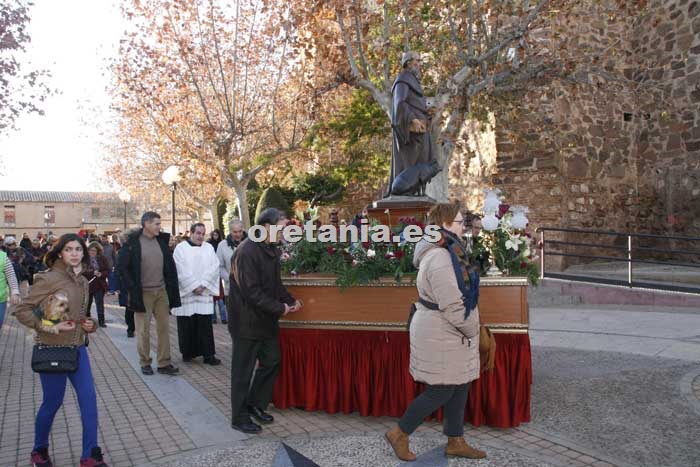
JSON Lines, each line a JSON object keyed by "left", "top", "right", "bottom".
{"left": 0, "top": 202, "right": 493, "bottom": 466}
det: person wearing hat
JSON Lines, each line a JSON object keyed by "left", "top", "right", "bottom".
{"left": 389, "top": 51, "right": 437, "bottom": 193}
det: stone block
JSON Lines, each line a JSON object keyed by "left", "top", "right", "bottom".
{"left": 667, "top": 134, "right": 683, "bottom": 150}
{"left": 691, "top": 1, "right": 700, "bottom": 18}
{"left": 609, "top": 165, "right": 626, "bottom": 178}
{"left": 687, "top": 72, "right": 700, "bottom": 85}
{"left": 678, "top": 34, "right": 694, "bottom": 50}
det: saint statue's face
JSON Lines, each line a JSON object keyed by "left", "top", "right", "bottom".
{"left": 407, "top": 59, "right": 422, "bottom": 80}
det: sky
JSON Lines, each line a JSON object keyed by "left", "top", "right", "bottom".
{"left": 0, "top": 0, "right": 124, "bottom": 192}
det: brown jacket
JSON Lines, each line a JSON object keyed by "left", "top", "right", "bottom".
{"left": 13, "top": 259, "right": 91, "bottom": 346}
{"left": 409, "top": 239, "right": 480, "bottom": 385}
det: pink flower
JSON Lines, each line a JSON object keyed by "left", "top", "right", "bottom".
{"left": 394, "top": 250, "right": 405, "bottom": 259}
{"left": 326, "top": 247, "right": 335, "bottom": 255}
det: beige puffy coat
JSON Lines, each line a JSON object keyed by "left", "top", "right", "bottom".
{"left": 409, "top": 239, "right": 480, "bottom": 385}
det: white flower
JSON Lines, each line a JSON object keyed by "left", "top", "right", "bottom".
{"left": 505, "top": 235, "right": 522, "bottom": 251}
{"left": 366, "top": 249, "right": 376, "bottom": 258}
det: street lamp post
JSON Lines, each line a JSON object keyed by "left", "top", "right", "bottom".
{"left": 118, "top": 191, "right": 131, "bottom": 230}
{"left": 161, "top": 165, "right": 181, "bottom": 234}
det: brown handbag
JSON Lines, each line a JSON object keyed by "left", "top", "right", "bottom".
{"left": 479, "top": 325, "right": 496, "bottom": 372}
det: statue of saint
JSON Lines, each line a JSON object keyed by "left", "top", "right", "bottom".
{"left": 389, "top": 51, "right": 438, "bottom": 197}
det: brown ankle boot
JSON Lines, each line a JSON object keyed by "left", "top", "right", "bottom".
{"left": 385, "top": 426, "right": 417, "bottom": 461}
{"left": 445, "top": 436, "right": 486, "bottom": 459}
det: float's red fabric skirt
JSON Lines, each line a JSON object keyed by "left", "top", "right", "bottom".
{"left": 272, "top": 329, "right": 531, "bottom": 427}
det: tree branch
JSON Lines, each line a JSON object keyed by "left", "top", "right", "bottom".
{"left": 335, "top": 8, "right": 390, "bottom": 114}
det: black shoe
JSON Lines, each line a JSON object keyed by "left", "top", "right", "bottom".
{"left": 99, "top": 322, "right": 107, "bottom": 328}
{"left": 248, "top": 405, "right": 274, "bottom": 424}
{"left": 31, "top": 447, "right": 53, "bottom": 467}
{"left": 157, "top": 364, "right": 180, "bottom": 375}
{"left": 182, "top": 356, "right": 192, "bottom": 363}
{"left": 221, "top": 320, "right": 228, "bottom": 324}
{"left": 231, "top": 421, "right": 262, "bottom": 434}
{"left": 203, "top": 356, "right": 221, "bottom": 365}
{"left": 141, "top": 366, "right": 154, "bottom": 375}
{"left": 81, "top": 446, "right": 108, "bottom": 466}
{"left": 127, "top": 331, "right": 134, "bottom": 338}
{"left": 212, "top": 318, "right": 218, "bottom": 324}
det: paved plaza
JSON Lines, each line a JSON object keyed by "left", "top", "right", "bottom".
{"left": 1, "top": 289, "right": 699, "bottom": 467}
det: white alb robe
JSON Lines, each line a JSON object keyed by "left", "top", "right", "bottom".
{"left": 171, "top": 241, "right": 220, "bottom": 317}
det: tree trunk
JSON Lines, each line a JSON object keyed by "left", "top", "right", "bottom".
{"left": 209, "top": 202, "right": 220, "bottom": 231}
{"left": 425, "top": 127, "right": 451, "bottom": 201}
{"left": 232, "top": 181, "right": 251, "bottom": 229}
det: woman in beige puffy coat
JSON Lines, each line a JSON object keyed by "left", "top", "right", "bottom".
{"left": 385, "top": 203, "right": 485, "bottom": 462}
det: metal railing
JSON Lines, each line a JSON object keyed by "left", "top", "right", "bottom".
{"left": 536, "top": 227, "right": 700, "bottom": 295}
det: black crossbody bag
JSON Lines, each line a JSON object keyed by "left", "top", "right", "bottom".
{"left": 31, "top": 295, "right": 85, "bottom": 373}
{"left": 31, "top": 344, "right": 79, "bottom": 373}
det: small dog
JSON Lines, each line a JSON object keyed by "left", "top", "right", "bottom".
{"left": 390, "top": 160, "right": 442, "bottom": 196}
{"left": 37, "top": 292, "right": 71, "bottom": 335}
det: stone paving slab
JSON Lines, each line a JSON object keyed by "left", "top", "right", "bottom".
{"left": 7, "top": 294, "right": 689, "bottom": 467}
{"left": 102, "top": 303, "right": 621, "bottom": 467}
{"left": 0, "top": 312, "right": 198, "bottom": 467}
{"left": 532, "top": 347, "right": 700, "bottom": 467}
{"left": 163, "top": 434, "right": 562, "bottom": 467}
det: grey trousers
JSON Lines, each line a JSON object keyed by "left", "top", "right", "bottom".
{"left": 398, "top": 383, "right": 471, "bottom": 437}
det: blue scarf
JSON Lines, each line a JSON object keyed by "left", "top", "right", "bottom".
{"left": 442, "top": 229, "right": 480, "bottom": 319}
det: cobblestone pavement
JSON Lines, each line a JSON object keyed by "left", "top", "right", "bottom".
{"left": 0, "top": 309, "right": 196, "bottom": 467}
{"left": 3, "top": 295, "right": 697, "bottom": 467}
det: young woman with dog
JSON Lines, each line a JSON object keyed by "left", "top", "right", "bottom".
{"left": 13, "top": 233, "right": 109, "bottom": 467}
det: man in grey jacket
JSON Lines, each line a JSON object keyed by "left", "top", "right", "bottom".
{"left": 216, "top": 219, "right": 247, "bottom": 300}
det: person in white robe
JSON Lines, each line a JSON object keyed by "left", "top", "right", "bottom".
{"left": 172, "top": 223, "right": 222, "bottom": 365}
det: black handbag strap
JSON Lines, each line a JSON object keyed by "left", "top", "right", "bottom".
{"left": 418, "top": 297, "right": 440, "bottom": 310}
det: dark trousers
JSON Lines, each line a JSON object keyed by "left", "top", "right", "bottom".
{"left": 398, "top": 383, "right": 471, "bottom": 437}
{"left": 230, "top": 337, "right": 281, "bottom": 424}
{"left": 86, "top": 290, "right": 105, "bottom": 324}
{"left": 125, "top": 307, "right": 135, "bottom": 334}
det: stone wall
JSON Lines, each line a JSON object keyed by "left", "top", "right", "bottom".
{"left": 448, "top": 0, "right": 700, "bottom": 268}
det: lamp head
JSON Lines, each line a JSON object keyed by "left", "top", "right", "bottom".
{"left": 118, "top": 190, "right": 131, "bottom": 203}
{"left": 161, "top": 165, "right": 181, "bottom": 185}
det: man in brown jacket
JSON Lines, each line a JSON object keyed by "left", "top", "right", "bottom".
{"left": 228, "top": 208, "right": 302, "bottom": 434}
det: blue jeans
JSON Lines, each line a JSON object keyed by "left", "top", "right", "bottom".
{"left": 212, "top": 299, "right": 228, "bottom": 322}
{"left": 35, "top": 346, "right": 99, "bottom": 459}
{"left": 108, "top": 269, "right": 119, "bottom": 293}
{"left": 0, "top": 301, "right": 6, "bottom": 331}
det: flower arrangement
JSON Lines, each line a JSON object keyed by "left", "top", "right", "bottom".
{"left": 281, "top": 215, "right": 422, "bottom": 289}
{"left": 472, "top": 190, "right": 541, "bottom": 285}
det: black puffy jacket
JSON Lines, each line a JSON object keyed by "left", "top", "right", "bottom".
{"left": 116, "top": 229, "right": 181, "bottom": 312}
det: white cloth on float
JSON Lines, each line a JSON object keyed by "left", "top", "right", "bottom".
{"left": 171, "top": 241, "right": 220, "bottom": 317}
